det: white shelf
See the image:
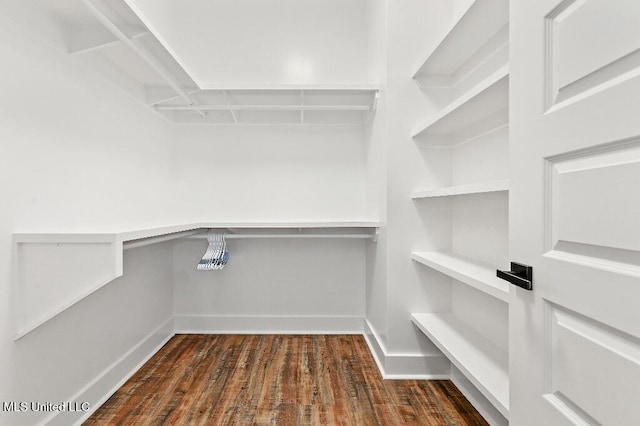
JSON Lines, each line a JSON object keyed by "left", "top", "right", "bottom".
{"left": 14, "top": 220, "right": 380, "bottom": 245}
{"left": 13, "top": 220, "right": 379, "bottom": 341}
{"left": 411, "top": 251, "right": 509, "bottom": 302}
{"left": 412, "top": 0, "right": 509, "bottom": 79}
{"left": 412, "top": 178, "right": 509, "bottom": 199}
{"left": 412, "top": 65, "right": 508, "bottom": 139}
{"left": 411, "top": 313, "right": 509, "bottom": 417}
{"left": 64, "top": 0, "right": 379, "bottom": 125}
{"left": 153, "top": 88, "right": 378, "bottom": 125}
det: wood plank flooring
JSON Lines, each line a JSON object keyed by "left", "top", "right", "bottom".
{"left": 84, "top": 335, "right": 488, "bottom": 425}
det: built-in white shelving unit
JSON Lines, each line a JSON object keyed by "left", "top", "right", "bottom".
{"left": 412, "top": 178, "right": 508, "bottom": 199}
{"left": 411, "top": 313, "right": 509, "bottom": 418}
{"left": 411, "top": 0, "right": 510, "bottom": 422}
{"left": 48, "top": 0, "right": 379, "bottom": 125}
{"left": 13, "top": 220, "right": 379, "bottom": 341}
{"left": 411, "top": 252, "right": 509, "bottom": 302}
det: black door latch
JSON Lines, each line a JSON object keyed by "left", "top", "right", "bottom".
{"left": 496, "top": 262, "right": 532, "bottom": 290}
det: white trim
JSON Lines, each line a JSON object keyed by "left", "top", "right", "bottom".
{"left": 363, "top": 320, "right": 387, "bottom": 375}
{"left": 363, "top": 319, "right": 450, "bottom": 379}
{"left": 451, "top": 366, "right": 508, "bottom": 426}
{"left": 384, "top": 354, "right": 450, "bottom": 379}
{"left": 42, "top": 317, "right": 175, "bottom": 426}
{"left": 174, "top": 315, "right": 364, "bottom": 334}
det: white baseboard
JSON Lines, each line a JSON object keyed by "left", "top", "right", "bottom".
{"left": 451, "top": 366, "right": 508, "bottom": 426}
{"left": 363, "top": 320, "right": 387, "bottom": 375}
{"left": 174, "top": 314, "right": 364, "bottom": 334}
{"left": 363, "top": 319, "right": 449, "bottom": 379}
{"left": 364, "top": 321, "right": 506, "bottom": 425}
{"left": 43, "top": 317, "right": 175, "bottom": 426}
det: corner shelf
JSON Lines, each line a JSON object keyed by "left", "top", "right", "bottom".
{"left": 412, "top": 178, "right": 508, "bottom": 199}
{"left": 65, "top": 0, "right": 379, "bottom": 125}
{"left": 13, "top": 220, "right": 379, "bottom": 341}
{"left": 412, "top": 0, "right": 509, "bottom": 81}
{"left": 412, "top": 65, "right": 508, "bottom": 139}
{"left": 411, "top": 251, "right": 509, "bottom": 302}
{"left": 411, "top": 313, "right": 509, "bottom": 418}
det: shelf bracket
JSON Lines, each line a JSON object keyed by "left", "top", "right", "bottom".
{"left": 372, "top": 91, "right": 379, "bottom": 111}
{"left": 222, "top": 90, "right": 238, "bottom": 123}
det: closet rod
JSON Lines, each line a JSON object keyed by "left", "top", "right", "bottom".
{"left": 154, "top": 105, "right": 372, "bottom": 111}
{"left": 81, "top": 0, "right": 207, "bottom": 119}
{"left": 186, "top": 234, "right": 375, "bottom": 240}
{"left": 124, "top": 230, "right": 202, "bottom": 251}
{"left": 123, "top": 231, "right": 377, "bottom": 250}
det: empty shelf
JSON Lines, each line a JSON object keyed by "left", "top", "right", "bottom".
{"left": 412, "top": 251, "right": 509, "bottom": 302}
{"left": 411, "top": 313, "right": 509, "bottom": 417}
{"left": 14, "top": 220, "right": 381, "bottom": 245}
{"left": 412, "top": 65, "right": 508, "bottom": 139}
{"left": 412, "top": 179, "right": 508, "bottom": 199}
{"left": 153, "top": 88, "right": 378, "bottom": 124}
{"left": 412, "top": 0, "right": 509, "bottom": 79}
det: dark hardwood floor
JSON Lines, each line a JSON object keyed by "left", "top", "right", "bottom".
{"left": 84, "top": 335, "right": 488, "bottom": 425}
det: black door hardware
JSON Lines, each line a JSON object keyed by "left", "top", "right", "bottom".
{"left": 497, "top": 262, "right": 532, "bottom": 290}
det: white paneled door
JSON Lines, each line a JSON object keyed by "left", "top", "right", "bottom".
{"left": 509, "top": 0, "right": 640, "bottom": 425}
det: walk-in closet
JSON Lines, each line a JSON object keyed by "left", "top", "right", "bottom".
{"left": 3, "top": 0, "right": 639, "bottom": 424}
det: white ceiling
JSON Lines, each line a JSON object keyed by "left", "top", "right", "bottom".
{"left": 123, "top": 0, "right": 373, "bottom": 89}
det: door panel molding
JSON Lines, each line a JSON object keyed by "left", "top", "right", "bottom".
{"left": 544, "top": 135, "right": 640, "bottom": 273}
{"left": 544, "top": 301, "right": 640, "bottom": 425}
{"left": 544, "top": 0, "right": 640, "bottom": 111}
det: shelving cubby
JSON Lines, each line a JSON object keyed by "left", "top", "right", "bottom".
{"left": 411, "top": 312, "right": 509, "bottom": 418}
{"left": 411, "top": 251, "right": 509, "bottom": 302}
{"left": 413, "top": 0, "right": 509, "bottom": 98}
{"left": 412, "top": 65, "right": 508, "bottom": 144}
{"left": 411, "top": 178, "right": 508, "bottom": 199}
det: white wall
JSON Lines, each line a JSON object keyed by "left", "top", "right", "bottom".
{"left": 20, "top": 245, "right": 173, "bottom": 426}
{"left": 173, "top": 238, "right": 366, "bottom": 332}
{"left": 167, "top": 120, "right": 370, "bottom": 334}
{"left": 168, "top": 124, "right": 367, "bottom": 222}
{"left": 364, "top": 0, "right": 389, "bottom": 350}
{"left": 0, "top": 12, "right": 176, "bottom": 425}
{"left": 0, "top": 24, "right": 176, "bottom": 233}
{"left": 383, "top": 0, "right": 456, "bottom": 359}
